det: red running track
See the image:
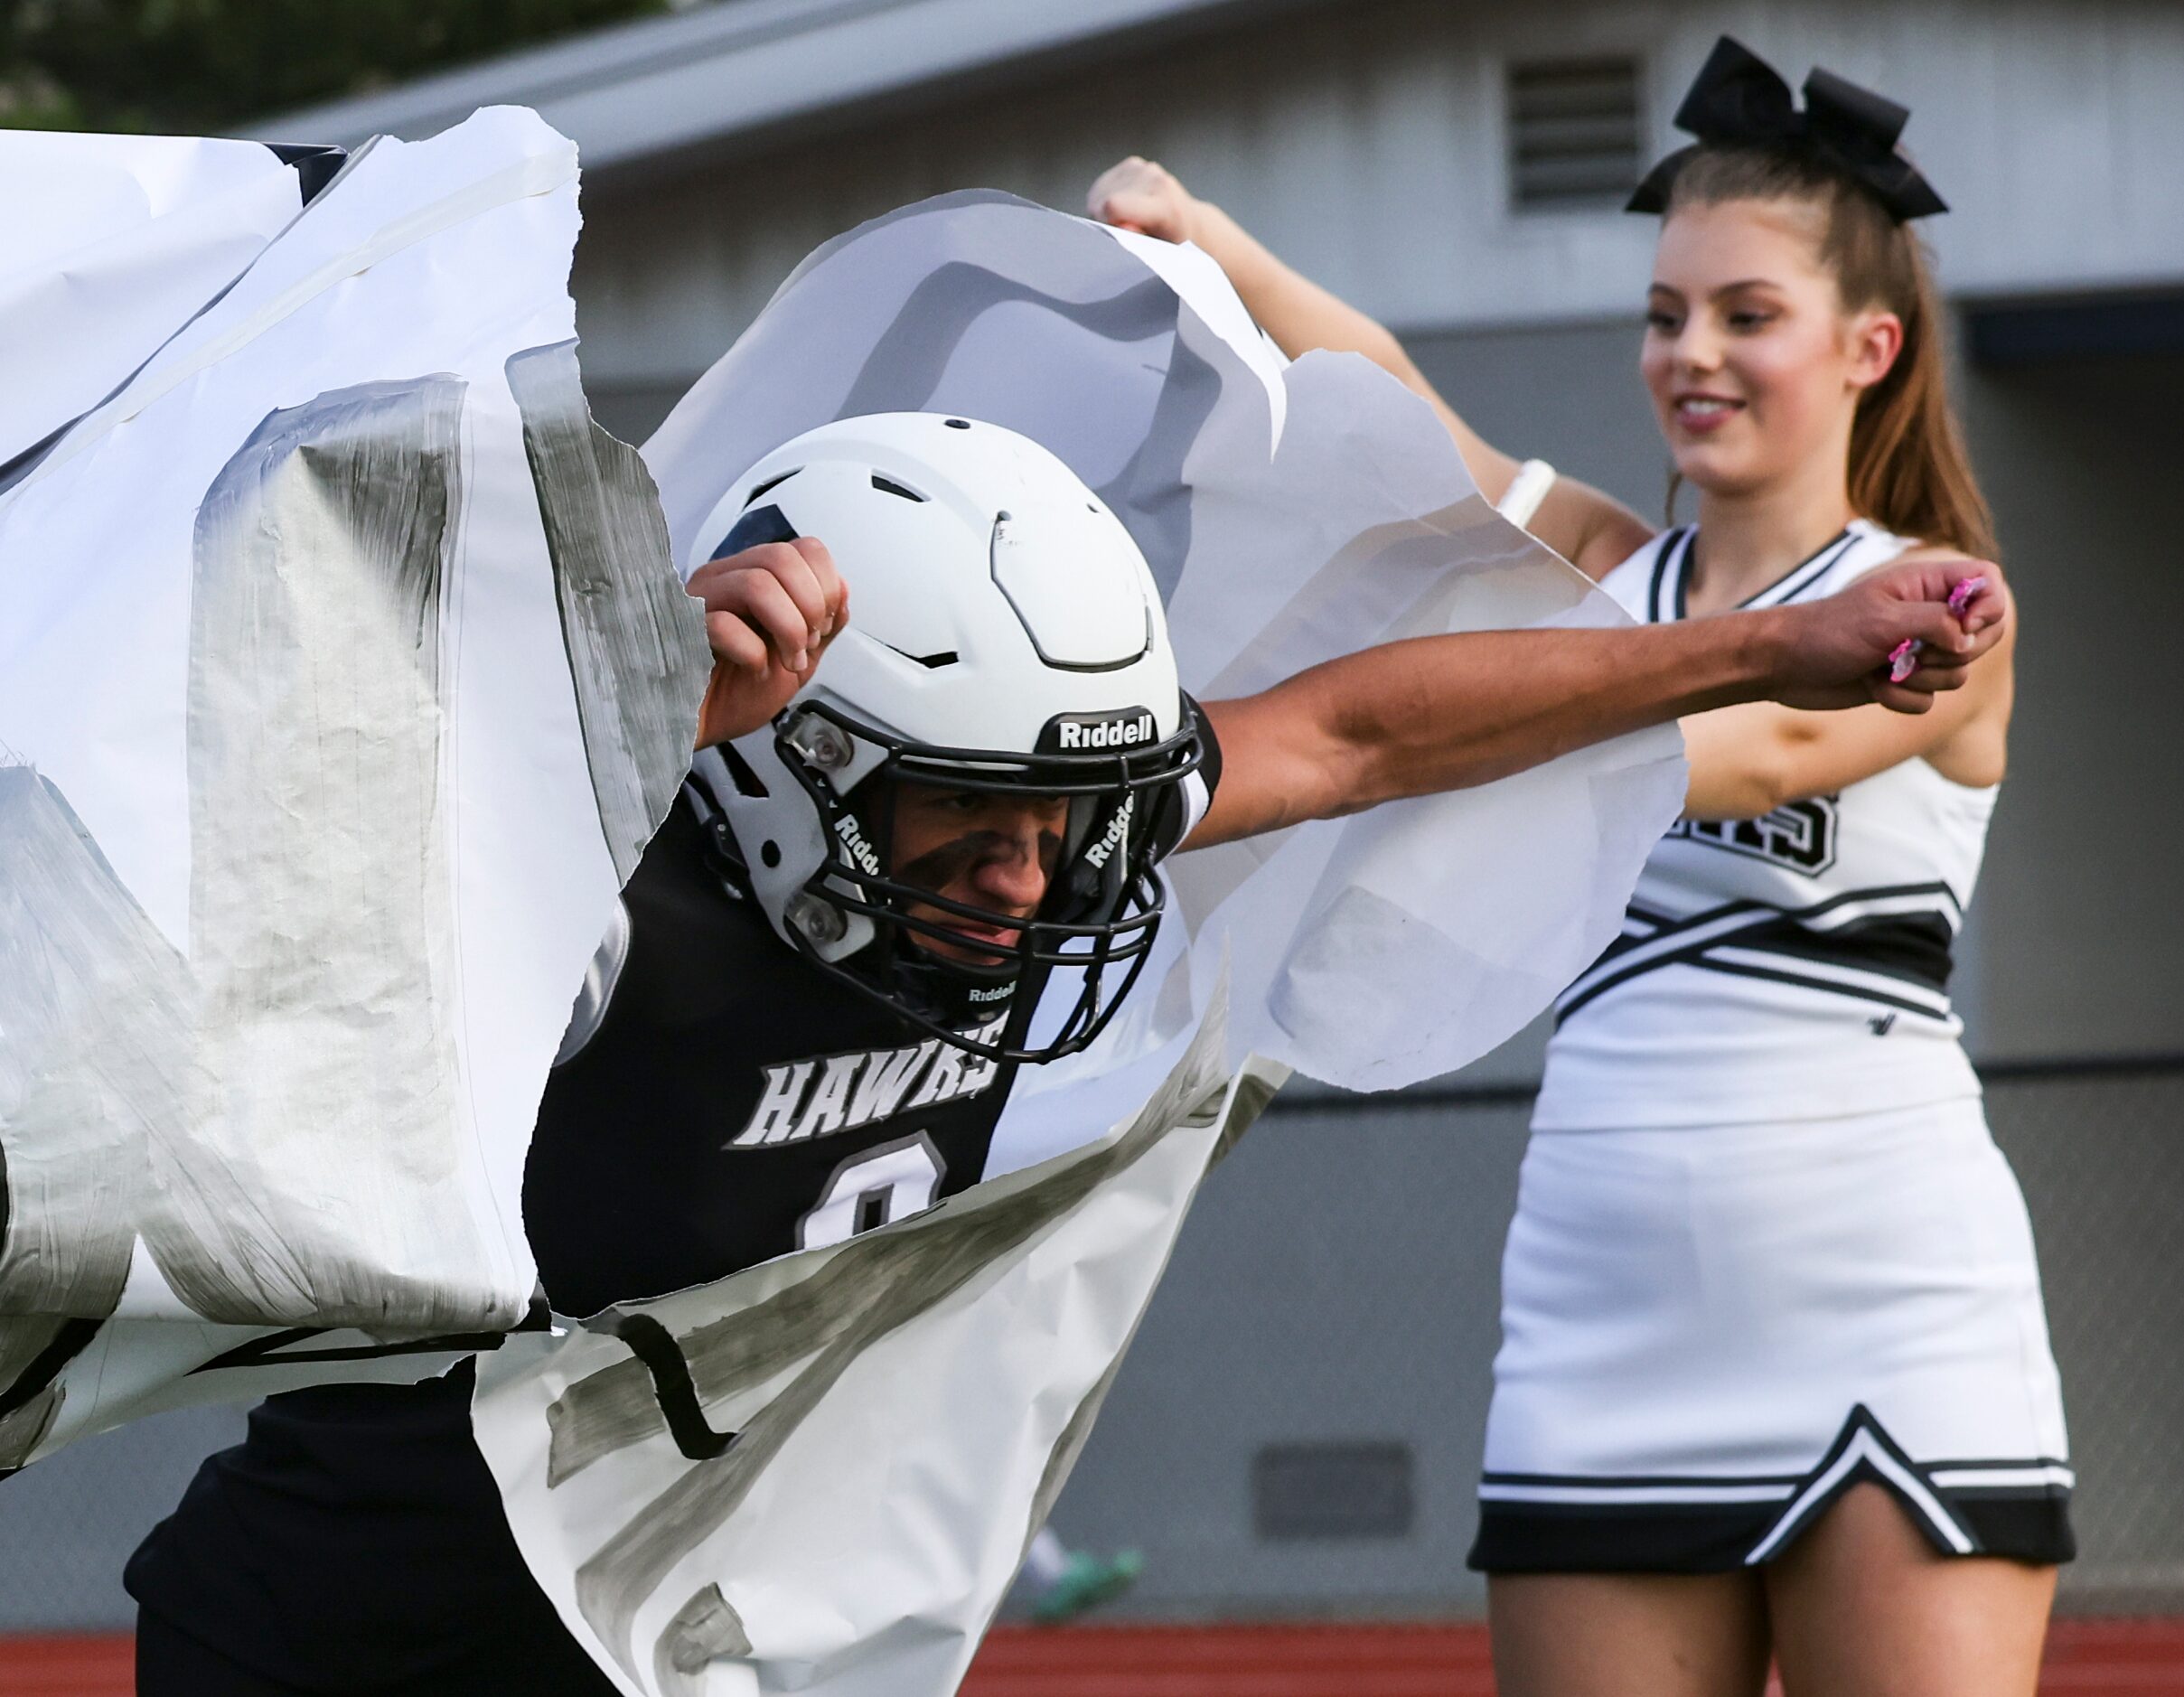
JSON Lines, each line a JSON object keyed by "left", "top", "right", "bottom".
{"left": 4, "top": 1620, "right": 2181, "bottom": 1695}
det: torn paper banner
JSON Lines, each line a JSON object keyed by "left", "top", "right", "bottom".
{"left": 460, "top": 190, "right": 1685, "bottom": 1696}
{"left": 0, "top": 109, "right": 706, "bottom": 1467}
{"left": 1, "top": 132, "right": 305, "bottom": 474}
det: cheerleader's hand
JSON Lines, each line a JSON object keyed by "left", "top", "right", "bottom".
{"left": 688, "top": 537, "right": 848, "bottom": 747}
{"left": 1767, "top": 557, "right": 2008, "bottom": 713}
{"left": 1087, "top": 156, "right": 1201, "bottom": 244}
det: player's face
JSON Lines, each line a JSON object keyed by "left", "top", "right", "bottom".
{"left": 1640, "top": 197, "right": 1900, "bottom": 499}
{"left": 887, "top": 783, "right": 1070, "bottom": 964}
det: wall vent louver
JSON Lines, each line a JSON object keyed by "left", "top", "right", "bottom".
{"left": 1507, "top": 56, "right": 1644, "bottom": 212}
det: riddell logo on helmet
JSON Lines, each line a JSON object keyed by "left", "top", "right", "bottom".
{"left": 1042, "top": 708, "right": 1157, "bottom": 753}
{"left": 834, "top": 813, "right": 881, "bottom": 877}
{"left": 1082, "top": 794, "right": 1136, "bottom": 873}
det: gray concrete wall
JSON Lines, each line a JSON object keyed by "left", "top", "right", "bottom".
{"left": 557, "top": 0, "right": 2184, "bottom": 394}
{"left": 1042, "top": 1093, "right": 1532, "bottom": 1619}
{"left": 1960, "top": 350, "right": 2184, "bottom": 1060}
{"left": 0, "top": 1405, "right": 243, "bottom": 1630}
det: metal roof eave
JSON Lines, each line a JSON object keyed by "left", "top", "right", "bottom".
{"left": 245, "top": 0, "right": 1326, "bottom": 172}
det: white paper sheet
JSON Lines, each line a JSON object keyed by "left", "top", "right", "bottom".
{"left": 0, "top": 109, "right": 705, "bottom": 1467}
{"left": 0, "top": 132, "right": 304, "bottom": 471}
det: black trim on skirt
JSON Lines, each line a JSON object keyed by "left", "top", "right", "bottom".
{"left": 1469, "top": 1482, "right": 2075, "bottom": 1574}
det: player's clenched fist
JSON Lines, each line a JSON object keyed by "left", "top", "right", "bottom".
{"left": 687, "top": 536, "right": 848, "bottom": 747}
{"left": 1085, "top": 156, "right": 1200, "bottom": 245}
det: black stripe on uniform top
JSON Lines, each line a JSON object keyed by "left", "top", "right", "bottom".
{"left": 1617, "top": 874, "right": 1959, "bottom": 959}
{"left": 1554, "top": 881, "right": 1964, "bottom": 1021}
{"left": 1561, "top": 898, "right": 1774, "bottom": 996}
{"left": 1569, "top": 894, "right": 1950, "bottom": 989}
{"left": 1555, "top": 903, "right": 1961, "bottom": 1023}
{"left": 1646, "top": 529, "right": 1692, "bottom": 624}
{"left": 1674, "top": 527, "right": 1855, "bottom": 623}
{"left": 1741, "top": 529, "right": 1858, "bottom": 611}
{"left": 1688, "top": 954, "right": 1951, "bottom": 1020}
{"left": 1721, "top": 910, "right": 1956, "bottom": 995}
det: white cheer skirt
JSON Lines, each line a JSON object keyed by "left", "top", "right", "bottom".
{"left": 1471, "top": 1097, "right": 2074, "bottom": 1571}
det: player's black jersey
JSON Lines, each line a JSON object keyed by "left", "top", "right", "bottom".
{"left": 524, "top": 787, "right": 1035, "bottom": 1317}
{"left": 128, "top": 709, "right": 1220, "bottom": 1692}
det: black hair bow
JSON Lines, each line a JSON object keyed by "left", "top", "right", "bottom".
{"left": 1626, "top": 36, "right": 1947, "bottom": 221}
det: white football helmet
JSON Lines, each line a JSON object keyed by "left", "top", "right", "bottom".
{"left": 684, "top": 413, "right": 1204, "bottom": 1063}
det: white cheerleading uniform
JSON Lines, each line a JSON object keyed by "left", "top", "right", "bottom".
{"left": 1472, "top": 520, "right": 2074, "bottom": 1573}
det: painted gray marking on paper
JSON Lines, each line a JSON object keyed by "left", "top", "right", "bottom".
{"left": 0, "top": 1382, "right": 60, "bottom": 1470}
{"left": 0, "top": 767, "right": 192, "bottom": 1318}
{"left": 178, "top": 377, "right": 497, "bottom": 1328}
{"left": 0, "top": 1313, "right": 77, "bottom": 1469}
{"left": 509, "top": 342, "right": 708, "bottom": 885}
{"left": 568, "top": 1013, "right": 1236, "bottom": 1679}
{"left": 652, "top": 1582, "right": 751, "bottom": 1696}
{"left": 837, "top": 255, "right": 1222, "bottom": 598}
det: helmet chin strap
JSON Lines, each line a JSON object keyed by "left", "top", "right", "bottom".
{"left": 886, "top": 933, "right": 1017, "bottom": 1028}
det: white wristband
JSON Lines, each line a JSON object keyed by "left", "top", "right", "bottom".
{"left": 1496, "top": 458, "right": 1558, "bottom": 529}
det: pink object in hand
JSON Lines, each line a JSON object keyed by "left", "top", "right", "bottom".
{"left": 1888, "top": 574, "right": 1990, "bottom": 683}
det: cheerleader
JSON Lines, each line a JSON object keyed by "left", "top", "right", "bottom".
{"left": 1092, "top": 37, "right": 2064, "bottom": 1696}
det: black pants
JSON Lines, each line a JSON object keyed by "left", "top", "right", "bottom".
{"left": 136, "top": 1611, "right": 623, "bottom": 1697}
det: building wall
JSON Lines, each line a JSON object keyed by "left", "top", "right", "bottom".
{"left": 568, "top": 0, "right": 2184, "bottom": 398}
{"left": 1957, "top": 349, "right": 2184, "bottom": 1058}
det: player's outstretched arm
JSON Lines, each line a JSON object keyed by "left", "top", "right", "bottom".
{"left": 688, "top": 538, "right": 849, "bottom": 747}
{"left": 1184, "top": 558, "right": 2007, "bottom": 850}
